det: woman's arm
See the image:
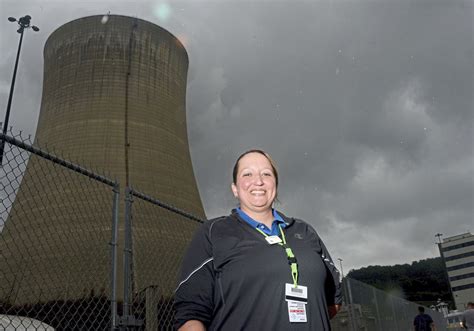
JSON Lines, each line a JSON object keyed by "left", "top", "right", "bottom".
{"left": 174, "top": 222, "right": 215, "bottom": 330}
{"left": 178, "top": 319, "right": 206, "bottom": 331}
{"left": 305, "top": 223, "right": 343, "bottom": 307}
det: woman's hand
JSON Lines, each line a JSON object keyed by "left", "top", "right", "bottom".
{"left": 178, "top": 320, "right": 206, "bottom": 331}
{"left": 328, "top": 304, "right": 342, "bottom": 319}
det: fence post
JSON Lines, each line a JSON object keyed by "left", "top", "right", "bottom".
{"left": 344, "top": 278, "right": 358, "bottom": 331}
{"left": 123, "top": 187, "right": 133, "bottom": 321}
{"left": 372, "top": 286, "right": 382, "bottom": 331}
{"left": 390, "top": 296, "right": 399, "bottom": 331}
{"left": 110, "top": 182, "right": 120, "bottom": 330}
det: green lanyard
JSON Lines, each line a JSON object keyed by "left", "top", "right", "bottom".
{"left": 255, "top": 224, "right": 299, "bottom": 287}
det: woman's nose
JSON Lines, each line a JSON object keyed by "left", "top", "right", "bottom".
{"left": 254, "top": 174, "right": 264, "bottom": 184}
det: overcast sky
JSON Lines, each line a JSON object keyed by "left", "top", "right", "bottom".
{"left": 1, "top": 0, "right": 472, "bottom": 273}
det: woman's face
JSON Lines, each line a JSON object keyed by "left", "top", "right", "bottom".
{"left": 231, "top": 152, "right": 277, "bottom": 215}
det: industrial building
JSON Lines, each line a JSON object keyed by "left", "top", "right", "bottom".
{"left": 0, "top": 15, "right": 205, "bottom": 306}
{"left": 439, "top": 232, "right": 474, "bottom": 310}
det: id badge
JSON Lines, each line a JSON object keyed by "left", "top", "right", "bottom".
{"left": 287, "top": 300, "right": 307, "bottom": 322}
{"left": 285, "top": 284, "right": 308, "bottom": 323}
{"left": 265, "top": 235, "right": 282, "bottom": 245}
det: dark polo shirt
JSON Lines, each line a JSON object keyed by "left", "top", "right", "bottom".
{"left": 175, "top": 209, "right": 342, "bottom": 330}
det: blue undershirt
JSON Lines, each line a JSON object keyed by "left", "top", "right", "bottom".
{"left": 236, "top": 207, "right": 287, "bottom": 236}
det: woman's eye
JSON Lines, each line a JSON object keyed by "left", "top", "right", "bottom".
{"left": 242, "top": 173, "right": 251, "bottom": 177}
{"left": 263, "top": 172, "right": 272, "bottom": 177}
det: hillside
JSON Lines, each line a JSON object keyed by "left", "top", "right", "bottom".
{"left": 347, "top": 257, "right": 453, "bottom": 306}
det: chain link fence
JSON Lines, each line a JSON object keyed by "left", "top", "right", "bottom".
{"left": 331, "top": 277, "right": 447, "bottom": 331}
{"left": 0, "top": 130, "right": 203, "bottom": 330}
{"left": 122, "top": 188, "right": 203, "bottom": 330}
{"left": 1, "top": 129, "right": 449, "bottom": 330}
{"left": 1, "top": 130, "right": 119, "bottom": 330}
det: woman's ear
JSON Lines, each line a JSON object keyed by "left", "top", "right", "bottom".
{"left": 231, "top": 183, "right": 238, "bottom": 198}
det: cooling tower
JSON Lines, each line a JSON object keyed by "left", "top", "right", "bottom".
{"left": 37, "top": 15, "right": 204, "bottom": 212}
{"left": 0, "top": 15, "right": 205, "bottom": 305}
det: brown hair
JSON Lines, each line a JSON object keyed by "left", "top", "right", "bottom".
{"left": 232, "top": 149, "right": 279, "bottom": 187}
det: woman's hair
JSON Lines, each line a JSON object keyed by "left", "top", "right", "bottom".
{"left": 232, "top": 149, "right": 279, "bottom": 187}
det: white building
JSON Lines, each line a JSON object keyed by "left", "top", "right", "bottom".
{"left": 439, "top": 232, "right": 474, "bottom": 310}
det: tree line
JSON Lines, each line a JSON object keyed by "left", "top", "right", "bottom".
{"left": 347, "top": 257, "right": 453, "bottom": 307}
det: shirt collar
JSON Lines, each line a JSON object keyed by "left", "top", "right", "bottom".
{"left": 236, "top": 208, "right": 287, "bottom": 229}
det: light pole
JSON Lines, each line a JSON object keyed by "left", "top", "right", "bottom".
{"left": 0, "top": 15, "right": 39, "bottom": 165}
{"left": 337, "top": 258, "right": 344, "bottom": 279}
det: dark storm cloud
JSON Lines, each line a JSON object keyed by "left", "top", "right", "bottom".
{"left": 0, "top": 0, "right": 472, "bottom": 271}
{"left": 183, "top": 0, "right": 473, "bottom": 270}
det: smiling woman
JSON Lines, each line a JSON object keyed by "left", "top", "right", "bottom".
{"left": 230, "top": 150, "right": 278, "bottom": 224}
{"left": 174, "top": 149, "right": 342, "bottom": 330}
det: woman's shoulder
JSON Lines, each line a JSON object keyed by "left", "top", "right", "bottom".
{"left": 199, "top": 214, "right": 239, "bottom": 239}
{"left": 276, "top": 210, "right": 310, "bottom": 227}
{"left": 276, "top": 211, "right": 322, "bottom": 239}
{"left": 203, "top": 215, "right": 231, "bottom": 226}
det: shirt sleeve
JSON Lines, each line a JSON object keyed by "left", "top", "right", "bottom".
{"left": 305, "top": 222, "right": 343, "bottom": 306}
{"left": 174, "top": 221, "right": 215, "bottom": 329}
{"left": 319, "top": 236, "right": 343, "bottom": 305}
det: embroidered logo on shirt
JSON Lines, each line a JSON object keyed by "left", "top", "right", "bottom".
{"left": 294, "top": 233, "right": 303, "bottom": 239}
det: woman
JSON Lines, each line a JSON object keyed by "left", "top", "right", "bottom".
{"left": 175, "top": 149, "right": 342, "bottom": 330}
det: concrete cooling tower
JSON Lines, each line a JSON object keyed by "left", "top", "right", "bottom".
{"left": 0, "top": 15, "right": 205, "bottom": 306}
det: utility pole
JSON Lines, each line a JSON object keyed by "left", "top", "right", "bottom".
{"left": 0, "top": 15, "right": 39, "bottom": 165}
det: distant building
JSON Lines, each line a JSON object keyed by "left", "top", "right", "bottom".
{"left": 438, "top": 232, "right": 474, "bottom": 310}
